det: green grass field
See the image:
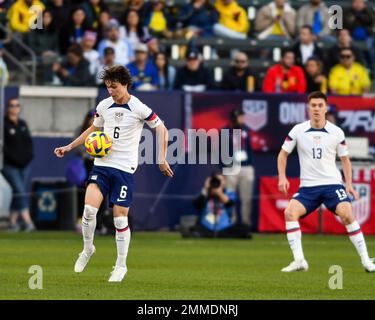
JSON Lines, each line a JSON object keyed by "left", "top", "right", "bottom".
{"left": 0, "top": 231, "right": 374, "bottom": 300}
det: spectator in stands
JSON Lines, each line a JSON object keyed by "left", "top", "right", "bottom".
{"left": 263, "top": 48, "right": 306, "bottom": 93}
{"left": 221, "top": 51, "right": 256, "bottom": 92}
{"left": 81, "top": 30, "right": 100, "bottom": 77}
{"left": 344, "top": 0, "right": 375, "bottom": 71}
{"left": 174, "top": 48, "right": 215, "bottom": 91}
{"left": 155, "top": 51, "right": 176, "bottom": 90}
{"left": 126, "top": 43, "right": 159, "bottom": 91}
{"left": 144, "top": 0, "right": 173, "bottom": 39}
{"left": 59, "top": 7, "right": 90, "bottom": 55}
{"left": 329, "top": 47, "right": 371, "bottom": 95}
{"left": 26, "top": 9, "right": 59, "bottom": 84}
{"left": 344, "top": 0, "right": 374, "bottom": 41}
{"left": 46, "top": 0, "right": 69, "bottom": 33}
{"left": 81, "top": 0, "right": 109, "bottom": 30}
{"left": 326, "top": 28, "right": 366, "bottom": 70}
{"left": 97, "top": 19, "right": 134, "bottom": 66}
{"left": 213, "top": 0, "right": 249, "bottom": 39}
{"left": 304, "top": 57, "right": 327, "bottom": 93}
{"left": 2, "top": 98, "right": 35, "bottom": 232}
{"left": 53, "top": 43, "right": 94, "bottom": 86}
{"left": 119, "top": 9, "right": 150, "bottom": 48}
{"left": 222, "top": 108, "right": 255, "bottom": 228}
{"left": 293, "top": 25, "right": 325, "bottom": 67}
{"left": 296, "top": 0, "right": 333, "bottom": 40}
{"left": 123, "top": 0, "right": 148, "bottom": 22}
{"left": 0, "top": 41, "right": 9, "bottom": 86}
{"left": 177, "top": 0, "right": 219, "bottom": 37}
{"left": 7, "top": 0, "right": 45, "bottom": 34}
{"left": 255, "top": 0, "right": 296, "bottom": 40}
{"left": 96, "top": 46, "right": 115, "bottom": 86}
{"left": 145, "top": 36, "right": 160, "bottom": 59}
{"left": 96, "top": 10, "right": 111, "bottom": 44}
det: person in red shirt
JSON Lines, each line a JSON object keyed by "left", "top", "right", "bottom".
{"left": 263, "top": 48, "right": 307, "bottom": 93}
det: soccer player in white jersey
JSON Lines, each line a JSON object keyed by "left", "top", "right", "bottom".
{"left": 54, "top": 66, "right": 173, "bottom": 282}
{"left": 277, "top": 91, "right": 375, "bottom": 273}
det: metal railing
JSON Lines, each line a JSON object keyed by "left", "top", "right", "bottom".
{"left": 0, "top": 23, "right": 36, "bottom": 85}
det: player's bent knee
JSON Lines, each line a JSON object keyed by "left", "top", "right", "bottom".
{"left": 335, "top": 202, "right": 355, "bottom": 225}
{"left": 113, "top": 205, "right": 129, "bottom": 217}
{"left": 83, "top": 204, "right": 98, "bottom": 221}
{"left": 284, "top": 208, "right": 298, "bottom": 221}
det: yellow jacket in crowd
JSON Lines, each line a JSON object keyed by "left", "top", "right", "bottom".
{"left": 215, "top": 0, "right": 249, "bottom": 35}
{"left": 329, "top": 62, "right": 372, "bottom": 95}
{"left": 7, "top": 0, "right": 45, "bottom": 33}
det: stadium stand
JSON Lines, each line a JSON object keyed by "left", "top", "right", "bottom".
{"left": 0, "top": 0, "right": 373, "bottom": 91}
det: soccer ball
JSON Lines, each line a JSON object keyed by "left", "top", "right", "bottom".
{"left": 85, "top": 131, "right": 112, "bottom": 158}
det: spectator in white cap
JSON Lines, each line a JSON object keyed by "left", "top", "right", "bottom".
{"left": 81, "top": 30, "right": 100, "bottom": 76}
{"left": 126, "top": 43, "right": 159, "bottom": 91}
{"left": 97, "top": 19, "right": 134, "bottom": 66}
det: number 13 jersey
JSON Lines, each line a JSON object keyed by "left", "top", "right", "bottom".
{"left": 282, "top": 120, "right": 349, "bottom": 187}
{"left": 93, "top": 95, "right": 161, "bottom": 174}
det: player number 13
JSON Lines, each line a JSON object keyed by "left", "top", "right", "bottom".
{"left": 312, "top": 148, "right": 322, "bottom": 159}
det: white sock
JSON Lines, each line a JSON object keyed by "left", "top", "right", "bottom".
{"left": 82, "top": 205, "right": 98, "bottom": 253}
{"left": 346, "top": 221, "right": 371, "bottom": 265}
{"left": 286, "top": 221, "right": 305, "bottom": 262}
{"left": 114, "top": 216, "right": 131, "bottom": 268}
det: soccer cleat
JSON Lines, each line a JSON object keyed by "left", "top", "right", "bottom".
{"left": 74, "top": 245, "right": 96, "bottom": 273}
{"left": 281, "top": 259, "right": 309, "bottom": 272}
{"left": 108, "top": 266, "right": 127, "bottom": 282}
{"left": 364, "top": 259, "right": 375, "bottom": 273}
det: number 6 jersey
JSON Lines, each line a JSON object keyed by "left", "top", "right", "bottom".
{"left": 93, "top": 95, "right": 161, "bottom": 174}
{"left": 282, "top": 120, "right": 349, "bottom": 187}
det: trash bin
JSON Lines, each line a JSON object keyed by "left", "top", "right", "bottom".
{"left": 30, "top": 178, "right": 77, "bottom": 230}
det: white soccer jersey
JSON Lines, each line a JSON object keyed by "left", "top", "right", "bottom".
{"left": 93, "top": 95, "right": 161, "bottom": 174}
{"left": 282, "top": 120, "right": 349, "bottom": 187}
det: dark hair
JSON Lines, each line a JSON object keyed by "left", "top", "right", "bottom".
{"left": 99, "top": 65, "right": 133, "bottom": 87}
{"left": 300, "top": 25, "right": 313, "bottom": 34}
{"left": 104, "top": 46, "right": 115, "bottom": 55}
{"left": 67, "top": 43, "right": 83, "bottom": 57}
{"left": 307, "top": 91, "right": 328, "bottom": 103}
{"left": 124, "top": 9, "right": 145, "bottom": 39}
{"left": 80, "top": 109, "right": 95, "bottom": 133}
{"left": 154, "top": 51, "right": 170, "bottom": 89}
{"left": 281, "top": 48, "right": 295, "bottom": 58}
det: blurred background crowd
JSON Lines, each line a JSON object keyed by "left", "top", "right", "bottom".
{"left": 0, "top": 0, "right": 374, "bottom": 95}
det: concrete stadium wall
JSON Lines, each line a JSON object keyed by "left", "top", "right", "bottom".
{"left": 19, "top": 86, "right": 98, "bottom": 136}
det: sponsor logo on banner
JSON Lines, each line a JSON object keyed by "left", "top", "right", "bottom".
{"left": 339, "top": 111, "right": 375, "bottom": 132}
{"left": 335, "top": 184, "right": 371, "bottom": 225}
{"left": 242, "top": 100, "right": 268, "bottom": 131}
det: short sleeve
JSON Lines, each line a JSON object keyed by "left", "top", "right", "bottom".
{"left": 135, "top": 101, "right": 162, "bottom": 129}
{"left": 337, "top": 129, "right": 349, "bottom": 157}
{"left": 93, "top": 102, "right": 104, "bottom": 128}
{"left": 281, "top": 125, "right": 298, "bottom": 154}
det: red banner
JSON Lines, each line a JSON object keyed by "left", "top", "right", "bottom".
{"left": 259, "top": 168, "right": 375, "bottom": 235}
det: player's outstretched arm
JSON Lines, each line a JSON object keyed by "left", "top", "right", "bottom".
{"left": 340, "top": 156, "right": 359, "bottom": 200}
{"left": 154, "top": 122, "right": 173, "bottom": 177}
{"left": 277, "top": 149, "right": 290, "bottom": 195}
{"left": 54, "top": 124, "right": 98, "bottom": 158}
